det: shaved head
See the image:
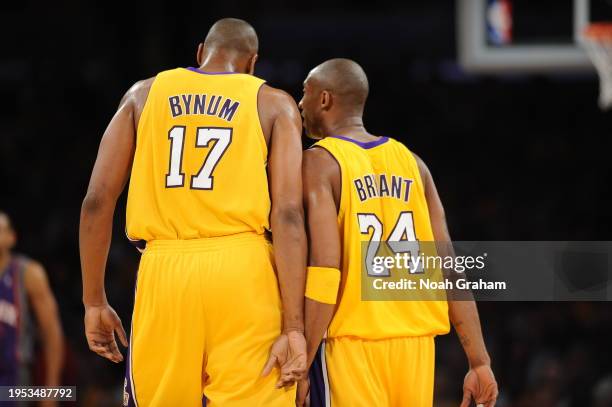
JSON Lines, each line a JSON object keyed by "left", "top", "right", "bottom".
{"left": 203, "top": 18, "right": 258, "bottom": 55}
{"left": 299, "top": 58, "right": 370, "bottom": 138}
{"left": 309, "top": 58, "right": 369, "bottom": 113}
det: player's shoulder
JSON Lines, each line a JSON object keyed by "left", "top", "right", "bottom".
{"left": 387, "top": 138, "right": 426, "bottom": 167}
{"left": 257, "top": 84, "right": 300, "bottom": 137}
{"left": 385, "top": 137, "right": 431, "bottom": 181}
{"left": 130, "top": 76, "right": 156, "bottom": 92}
{"left": 304, "top": 144, "right": 337, "bottom": 165}
{"left": 258, "top": 84, "right": 298, "bottom": 113}
{"left": 303, "top": 145, "right": 341, "bottom": 182}
{"left": 118, "top": 76, "right": 156, "bottom": 120}
{"left": 18, "top": 258, "right": 50, "bottom": 294}
{"left": 258, "top": 83, "right": 291, "bottom": 98}
{"left": 123, "top": 76, "right": 155, "bottom": 104}
{"left": 10, "top": 253, "right": 32, "bottom": 267}
{"left": 405, "top": 148, "right": 431, "bottom": 184}
{"left": 12, "top": 256, "right": 45, "bottom": 280}
{"left": 386, "top": 136, "right": 412, "bottom": 154}
{"left": 19, "top": 257, "right": 44, "bottom": 275}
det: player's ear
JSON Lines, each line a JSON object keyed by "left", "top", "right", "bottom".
{"left": 196, "top": 43, "right": 204, "bottom": 66}
{"left": 248, "top": 54, "right": 258, "bottom": 75}
{"left": 321, "top": 90, "right": 332, "bottom": 110}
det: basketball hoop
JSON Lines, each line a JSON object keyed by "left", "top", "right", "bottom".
{"left": 583, "top": 23, "right": 612, "bottom": 110}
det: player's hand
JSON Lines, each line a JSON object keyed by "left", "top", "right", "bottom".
{"left": 84, "top": 304, "right": 128, "bottom": 363}
{"left": 460, "top": 364, "right": 498, "bottom": 407}
{"left": 296, "top": 378, "right": 310, "bottom": 407}
{"left": 262, "top": 331, "right": 307, "bottom": 387}
{"left": 278, "top": 330, "right": 308, "bottom": 387}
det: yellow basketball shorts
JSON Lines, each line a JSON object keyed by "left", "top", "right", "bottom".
{"left": 122, "top": 233, "right": 296, "bottom": 407}
{"left": 309, "top": 336, "right": 435, "bottom": 407}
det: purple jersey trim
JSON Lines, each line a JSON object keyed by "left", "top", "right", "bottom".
{"left": 0, "top": 258, "right": 20, "bottom": 383}
{"left": 329, "top": 135, "right": 389, "bottom": 149}
{"left": 308, "top": 343, "right": 328, "bottom": 407}
{"left": 125, "top": 228, "right": 146, "bottom": 253}
{"left": 123, "top": 268, "right": 140, "bottom": 407}
{"left": 185, "top": 67, "right": 239, "bottom": 75}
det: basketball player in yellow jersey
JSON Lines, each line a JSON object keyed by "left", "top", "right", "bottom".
{"left": 296, "top": 59, "right": 499, "bottom": 407}
{"left": 79, "top": 18, "right": 307, "bottom": 406}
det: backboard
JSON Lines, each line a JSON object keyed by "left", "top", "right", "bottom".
{"left": 457, "top": 0, "right": 612, "bottom": 73}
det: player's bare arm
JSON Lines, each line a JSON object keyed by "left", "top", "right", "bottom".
{"left": 297, "top": 147, "right": 343, "bottom": 406}
{"left": 416, "top": 154, "right": 499, "bottom": 407}
{"left": 302, "top": 147, "right": 341, "bottom": 366}
{"left": 257, "top": 84, "right": 308, "bottom": 385}
{"left": 24, "top": 261, "right": 64, "bottom": 387}
{"left": 79, "top": 79, "right": 152, "bottom": 363}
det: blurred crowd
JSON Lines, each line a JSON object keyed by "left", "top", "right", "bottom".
{"left": 436, "top": 303, "right": 612, "bottom": 406}
{"left": 1, "top": 1, "right": 611, "bottom": 406}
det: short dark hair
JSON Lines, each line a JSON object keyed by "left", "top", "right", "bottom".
{"left": 203, "top": 18, "right": 258, "bottom": 55}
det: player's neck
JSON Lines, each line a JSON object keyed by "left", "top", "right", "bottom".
{"left": 327, "top": 118, "right": 375, "bottom": 142}
{"left": 198, "top": 62, "right": 240, "bottom": 74}
{"left": 198, "top": 52, "right": 244, "bottom": 74}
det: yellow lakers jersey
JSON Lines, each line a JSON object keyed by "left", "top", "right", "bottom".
{"left": 126, "top": 68, "right": 270, "bottom": 241}
{"left": 314, "top": 135, "right": 450, "bottom": 339}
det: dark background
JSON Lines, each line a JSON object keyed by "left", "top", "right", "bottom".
{"left": 1, "top": 1, "right": 612, "bottom": 406}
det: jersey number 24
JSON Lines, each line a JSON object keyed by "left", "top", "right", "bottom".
{"left": 358, "top": 211, "right": 422, "bottom": 276}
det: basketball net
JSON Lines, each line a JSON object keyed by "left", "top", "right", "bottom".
{"left": 583, "top": 23, "right": 612, "bottom": 110}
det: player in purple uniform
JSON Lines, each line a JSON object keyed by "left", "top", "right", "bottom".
{"left": 0, "top": 212, "right": 64, "bottom": 403}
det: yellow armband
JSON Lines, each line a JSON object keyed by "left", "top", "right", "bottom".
{"left": 305, "top": 266, "right": 341, "bottom": 304}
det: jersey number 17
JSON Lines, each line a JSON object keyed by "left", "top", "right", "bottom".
{"left": 165, "top": 126, "right": 232, "bottom": 190}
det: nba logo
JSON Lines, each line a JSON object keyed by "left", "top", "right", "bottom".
{"left": 487, "top": 0, "right": 512, "bottom": 45}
